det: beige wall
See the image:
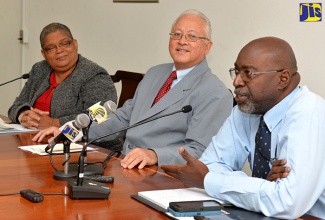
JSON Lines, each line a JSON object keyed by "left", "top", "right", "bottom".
{"left": 21, "top": 0, "right": 325, "bottom": 97}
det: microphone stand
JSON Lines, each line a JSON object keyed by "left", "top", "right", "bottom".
{"left": 52, "top": 121, "right": 105, "bottom": 181}
{"left": 68, "top": 105, "right": 192, "bottom": 199}
{"left": 0, "top": 73, "right": 30, "bottom": 86}
{"left": 68, "top": 121, "right": 104, "bottom": 176}
{"left": 53, "top": 139, "right": 76, "bottom": 180}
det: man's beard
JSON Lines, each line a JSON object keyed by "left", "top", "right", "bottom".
{"left": 234, "top": 88, "right": 256, "bottom": 114}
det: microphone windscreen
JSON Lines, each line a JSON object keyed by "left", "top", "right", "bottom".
{"left": 22, "top": 73, "right": 30, "bottom": 79}
{"left": 74, "top": 113, "right": 90, "bottom": 129}
{"left": 182, "top": 105, "right": 192, "bottom": 113}
{"left": 103, "top": 100, "right": 117, "bottom": 114}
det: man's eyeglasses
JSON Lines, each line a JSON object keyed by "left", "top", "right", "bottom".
{"left": 169, "top": 33, "right": 210, "bottom": 42}
{"left": 229, "top": 68, "right": 284, "bottom": 82}
{"left": 43, "top": 40, "right": 73, "bottom": 54}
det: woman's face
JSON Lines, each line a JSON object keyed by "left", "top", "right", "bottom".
{"left": 41, "top": 31, "right": 79, "bottom": 73}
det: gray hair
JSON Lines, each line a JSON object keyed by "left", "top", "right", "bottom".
{"left": 40, "top": 23, "right": 73, "bottom": 48}
{"left": 171, "top": 9, "right": 212, "bottom": 40}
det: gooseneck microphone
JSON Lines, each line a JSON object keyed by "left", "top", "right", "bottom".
{"left": 0, "top": 73, "right": 30, "bottom": 86}
{"left": 68, "top": 105, "right": 192, "bottom": 199}
{"left": 45, "top": 114, "right": 91, "bottom": 181}
{"left": 81, "top": 105, "right": 192, "bottom": 156}
{"left": 45, "top": 113, "right": 90, "bottom": 153}
{"left": 83, "top": 104, "right": 192, "bottom": 154}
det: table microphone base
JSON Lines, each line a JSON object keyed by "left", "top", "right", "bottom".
{"left": 53, "top": 170, "right": 76, "bottom": 180}
{"left": 68, "top": 179, "right": 110, "bottom": 199}
{"left": 69, "top": 163, "right": 104, "bottom": 176}
{"left": 53, "top": 164, "right": 104, "bottom": 181}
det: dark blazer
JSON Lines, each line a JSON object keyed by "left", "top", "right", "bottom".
{"left": 90, "top": 58, "right": 233, "bottom": 165}
{"left": 8, "top": 55, "right": 117, "bottom": 125}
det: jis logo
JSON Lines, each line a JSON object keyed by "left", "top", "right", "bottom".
{"left": 300, "top": 3, "right": 322, "bottom": 22}
{"left": 61, "top": 125, "right": 79, "bottom": 141}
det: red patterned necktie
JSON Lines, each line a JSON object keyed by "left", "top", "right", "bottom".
{"left": 153, "top": 71, "right": 177, "bottom": 105}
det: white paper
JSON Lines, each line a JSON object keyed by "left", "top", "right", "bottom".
{"left": 19, "top": 143, "right": 96, "bottom": 156}
{"left": 0, "top": 118, "right": 36, "bottom": 133}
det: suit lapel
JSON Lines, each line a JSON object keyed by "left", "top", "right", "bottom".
{"left": 136, "top": 58, "right": 209, "bottom": 123}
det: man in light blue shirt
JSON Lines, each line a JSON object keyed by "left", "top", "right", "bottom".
{"left": 161, "top": 37, "right": 325, "bottom": 219}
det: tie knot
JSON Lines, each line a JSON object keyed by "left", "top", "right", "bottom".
{"left": 152, "top": 70, "right": 177, "bottom": 105}
{"left": 259, "top": 116, "right": 266, "bottom": 127}
{"left": 170, "top": 70, "right": 177, "bottom": 80}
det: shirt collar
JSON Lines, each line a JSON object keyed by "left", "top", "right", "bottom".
{"left": 172, "top": 65, "right": 196, "bottom": 83}
{"left": 263, "top": 86, "right": 300, "bottom": 132}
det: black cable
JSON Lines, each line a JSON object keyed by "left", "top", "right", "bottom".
{"left": 47, "top": 140, "right": 120, "bottom": 172}
{"left": 0, "top": 192, "right": 69, "bottom": 197}
{"left": 0, "top": 192, "right": 20, "bottom": 196}
{"left": 61, "top": 154, "right": 71, "bottom": 166}
{"left": 102, "top": 151, "right": 120, "bottom": 169}
{"left": 49, "top": 144, "right": 58, "bottom": 171}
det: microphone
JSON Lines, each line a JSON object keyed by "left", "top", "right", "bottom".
{"left": 82, "top": 100, "right": 117, "bottom": 149}
{"left": 87, "top": 100, "right": 117, "bottom": 124}
{"left": 83, "top": 105, "right": 192, "bottom": 153}
{"left": 0, "top": 73, "right": 30, "bottom": 86}
{"left": 75, "top": 100, "right": 117, "bottom": 178}
{"left": 103, "top": 100, "right": 117, "bottom": 115}
{"left": 48, "top": 114, "right": 91, "bottom": 181}
{"left": 45, "top": 113, "right": 90, "bottom": 153}
{"left": 67, "top": 105, "right": 192, "bottom": 199}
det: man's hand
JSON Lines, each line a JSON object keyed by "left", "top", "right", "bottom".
{"left": 267, "top": 159, "right": 291, "bottom": 181}
{"left": 32, "top": 126, "right": 61, "bottom": 143}
{"left": 120, "top": 148, "right": 158, "bottom": 169}
{"left": 160, "top": 147, "right": 208, "bottom": 188}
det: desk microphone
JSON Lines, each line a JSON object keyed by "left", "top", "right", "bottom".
{"left": 68, "top": 105, "right": 192, "bottom": 199}
{"left": 45, "top": 114, "right": 90, "bottom": 181}
{"left": 0, "top": 73, "right": 30, "bottom": 86}
{"left": 45, "top": 113, "right": 90, "bottom": 153}
{"left": 74, "top": 100, "right": 118, "bottom": 177}
{"left": 51, "top": 101, "right": 118, "bottom": 181}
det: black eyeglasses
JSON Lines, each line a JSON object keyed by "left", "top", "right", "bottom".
{"left": 169, "top": 33, "right": 210, "bottom": 42}
{"left": 229, "top": 68, "right": 284, "bottom": 82}
{"left": 43, "top": 39, "right": 73, "bottom": 54}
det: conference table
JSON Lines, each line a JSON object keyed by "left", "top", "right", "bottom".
{"left": 0, "top": 130, "right": 320, "bottom": 220}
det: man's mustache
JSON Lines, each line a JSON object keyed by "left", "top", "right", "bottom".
{"left": 234, "top": 88, "right": 249, "bottom": 96}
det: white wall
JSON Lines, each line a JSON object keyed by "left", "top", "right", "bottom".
{"left": 0, "top": 0, "right": 22, "bottom": 115}
{"left": 20, "top": 0, "right": 325, "bottom": 98}
{"left": 3, "top": 0, "right": 325, "bottom": 105}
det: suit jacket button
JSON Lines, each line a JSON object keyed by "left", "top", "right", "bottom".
{"left": 128, "top": 144, "right": 133, "bottom": 149}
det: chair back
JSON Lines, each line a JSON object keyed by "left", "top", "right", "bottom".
{"left": 111, "top": 70, "right": 144, "bottom": 108}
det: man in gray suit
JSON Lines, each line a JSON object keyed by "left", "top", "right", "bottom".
{"left": 33, "top": 9, "right": 233, "bottom": 169}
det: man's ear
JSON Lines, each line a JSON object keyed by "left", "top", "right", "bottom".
{"left": 278, "top": 70, "right": 291, "bottom": 89}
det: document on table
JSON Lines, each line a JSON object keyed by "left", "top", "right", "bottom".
{"left": 19, "top": 143, "right": 97, "bottom": 156}
{"left": 0, "top": 118, "right": 36, "bottom": 133}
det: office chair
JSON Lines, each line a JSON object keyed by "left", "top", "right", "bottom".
{"left": 110, "top": 70, "right": 144, "bottom": 108}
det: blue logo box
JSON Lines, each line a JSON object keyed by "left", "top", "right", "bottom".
{"left": 300, "top": 3, "right": 322, "bottom": 22}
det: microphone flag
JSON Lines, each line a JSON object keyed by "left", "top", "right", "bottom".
{"left": 87, "top": 102, "right": 108, "bottom": 124}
